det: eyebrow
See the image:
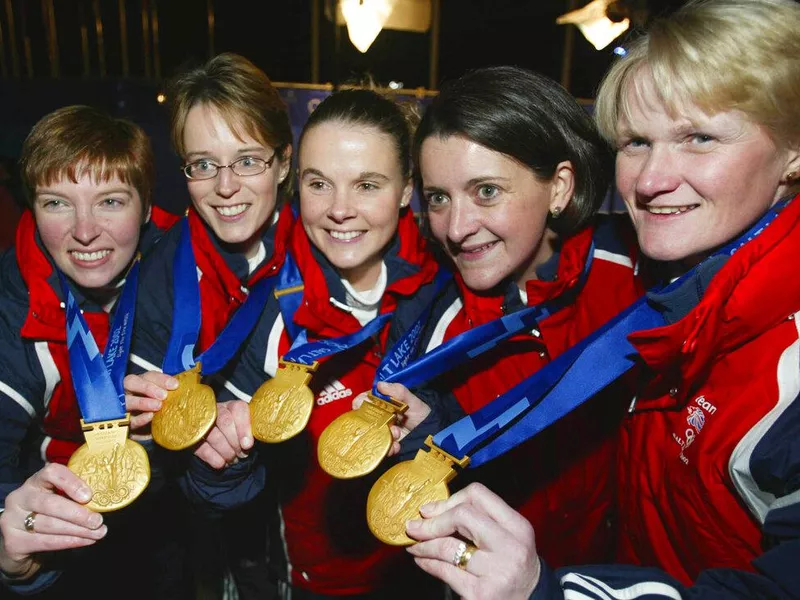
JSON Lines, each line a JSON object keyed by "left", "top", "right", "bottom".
{"left": 466, "top": 176, "right": 510, "bottom": 187}
{"left": 300, "top": 167, "right": 328, "bottom": 179}
{"left": 185, "top": 146, "right": 268, "bottom": 161}
{"left": 358, "top": 171, "right": 390, "bottom": 182}
{"left": 36, "top": 187, "right": 133, "bottom": 198}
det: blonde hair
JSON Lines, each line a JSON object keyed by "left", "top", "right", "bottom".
{"left": 595, "top": 0, "right": 800, "bottom": 149}
{"left": 169, "top": 53, "right": 293, "bottom": 197}
{"left": 20, "top": 105, "right": 153, "bottom": 210}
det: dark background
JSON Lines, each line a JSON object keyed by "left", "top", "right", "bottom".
{"left": 0, "top": 0, "right": 689, "bottom": 220}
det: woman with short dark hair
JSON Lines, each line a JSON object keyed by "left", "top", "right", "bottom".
{"left": 366, "top": 65, "right": 640, "bottom": 569}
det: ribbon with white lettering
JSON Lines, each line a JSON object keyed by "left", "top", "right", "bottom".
{"left": 60, "top": 262, "right": 139, "bottom": 423}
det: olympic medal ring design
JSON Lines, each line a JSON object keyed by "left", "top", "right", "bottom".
{"left": 23, "top": 512, "right": 36, "bottom": 533}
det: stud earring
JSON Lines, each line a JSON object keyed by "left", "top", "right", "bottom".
{"left": 550, "top": 206, "right": 562, "bottom": 219}
{"left": 786, "top": 170, "right": 798, "bottom": 183}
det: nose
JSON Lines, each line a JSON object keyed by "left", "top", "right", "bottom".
{"left": 72, "top": 209, "right": 101, "bottom": 245}
{"left": 446, "top": 198, "right": 481, "bottom": 244}
{"left": 215, "top": 166, "right": 241, "bottom": 198}
{"left": 327, "top": 189, "right": 356, "bottom": 223}
{"left": 633, "top": 146, "right": 681, "bottom": 201}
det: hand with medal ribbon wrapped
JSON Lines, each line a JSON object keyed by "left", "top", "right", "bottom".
{"left": 249, "top": 252, "right": 395, "bottom": 443}
{"left": 58, "top": 262, "right": 150, "bottom": 513}
{"left": 147, "top": 218, "right": 282, "bottom": 452}
{"left": 366, "top": 199, "right": 790, "bottom": 548}
{"left": 318, "top": 241, "right": 593, "bottom": 483}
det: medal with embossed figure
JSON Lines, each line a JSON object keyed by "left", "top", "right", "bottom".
{"left": 318, "top": 392, "right": 407, "bottom": 478}
{"left": 367, "top": 435, "right": 469, "bottom": 546}
{"left": 151, "top": 363, "right": 217, "bottom": 450}
{"left": 68, "top": 415, "right": 150, "bottom": 512}
{"left": 250, "top": 360, "right": 319, "bottom": 443}
{"left": 58, "top": 262, "right": 150, "bottom": 512}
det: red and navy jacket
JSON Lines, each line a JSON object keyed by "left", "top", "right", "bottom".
{"left": 531, "top": 194, "right": 800, "bottom": 599}
{"left": 0, "top": 208, "right": 178, "bottom": 506}
{"left": 403, "top": 215, "right": 642, "bottom": 569}
{"left": 129, "top": 203, "right": 294, "bottom": 376}
{"left": 184, "top": 208, "right": 440, "bottom": 595}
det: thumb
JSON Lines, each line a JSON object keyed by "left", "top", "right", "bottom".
{"left": 351, "top": 391, "right": 370, "bottom": 411}
{"left": 376, "top": 382, "right": 431, "bottom": 430}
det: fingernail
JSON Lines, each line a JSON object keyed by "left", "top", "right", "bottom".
{"left": 97, "top": 525, "right": 108, "bottom": 537}
{"left": 77, "top": 487, "right": 92, "bottom": 502}
{"left": 419, "top": 502, "right": 435, "bottom": 516}
{"left": 157, "top": 389, "right": 168, "bottom": 400}
{"left": 167, "top": 378, "right": 179, "bottom": 389}
{"left": 406, "top": 519, "right": 422, "bottom": 531}
{"left": 241, "top": 436, "right": 253, "bottom": 449}
{"left": 238, "top": 452, "right": 248, "bottom": 460}
{"left": 89, "top": 514, "right": 103, "bottom": 529}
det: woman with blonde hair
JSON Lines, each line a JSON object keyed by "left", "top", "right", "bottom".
{"left": 404, "top": 1, "right": 800, "bottom": 598}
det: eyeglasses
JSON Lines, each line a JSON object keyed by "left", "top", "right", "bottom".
{"left": 181, "top": 153, "right": 277, "bottom": 180}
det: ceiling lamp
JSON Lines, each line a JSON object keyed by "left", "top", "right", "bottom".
{"left": 340, "top": 0, "right": 397, "bottom": 53}
{"left": 557, "top": 0, "right": 630, "bottom": 50}
{"left": 334, "top": 0, "right": 431, "bottom": 53}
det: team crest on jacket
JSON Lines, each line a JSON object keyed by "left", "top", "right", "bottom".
{"left": 672, "top": 396, "right": 716, "bottom": 465}
{"left": 686, "top": 406, "right": 705, "bottom": 432}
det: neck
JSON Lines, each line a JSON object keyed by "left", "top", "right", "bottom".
{"left": 514, "top": 228, "right": 560, "bottom": 290}
{"left": 341, "top": 258, "right": 382, "bottom": 292}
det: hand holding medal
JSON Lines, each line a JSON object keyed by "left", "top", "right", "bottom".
{"left": 152, "top": 218, "right": 279, "bottom": 451}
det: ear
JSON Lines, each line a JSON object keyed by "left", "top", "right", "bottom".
{"left": 783, "top": 146, "right": 800, "bottom": 182}
{"left": 549, "top": 161, "right": 575, "bottom": 214}
{"left": 278, "top": 145, "right": 293, "bottom": 184}
{"left": 400, "top": 178, "right": 413, "bottom": 209}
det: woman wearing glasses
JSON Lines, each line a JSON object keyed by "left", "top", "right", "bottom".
{"left": 147, "top": 88, "right": 444, "bottom": 598}
{"left": 122, "top": 52, "right": 294, "bottom": 598}
{"left": 125, "top": 52, "right": 294, "bottom": 450}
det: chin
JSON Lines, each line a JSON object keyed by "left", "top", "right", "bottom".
{"left": 460, "top": 273, "right": 504, "bottom": 293}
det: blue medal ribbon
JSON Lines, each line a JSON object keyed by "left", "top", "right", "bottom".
{"left": 431, "top": 200, "right": 790, "bottom": 467}
{"left": 371, "top": 268, "right": 453, "bottom": 398}
{"left": 372, "top": 242, "right": 595, "bottom": 397}
{"left": 60, "top": 261, "right": 139, "bottom": 423}
{"left": 275, "top": 252, "right": 395, "bottom": 367}
{"left": 162, "top": 217, "right": 281, "bottom": 376}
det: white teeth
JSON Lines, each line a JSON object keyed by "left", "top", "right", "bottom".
{"left": 329, "top": 230, "right": 364, "bottom": 241}
{"left": 71, "top": 250, "right": 111, "bottom": 262}
{"left": 646, "top": 205, "right": 697, "bottom": 215}
{"left": 216, "top": 204, "right": 248, "bottom": 217}
{"left": 463, "top": 242, "right": 495, "bottom": 253}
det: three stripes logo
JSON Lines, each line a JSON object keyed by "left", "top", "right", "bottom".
{"left": 317, "top": 380, "right": 353, "bottom": 405}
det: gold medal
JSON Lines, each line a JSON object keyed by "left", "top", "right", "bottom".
{"left": 366, "top": 435, "right": 470, "bottom": 546}
{"left": 68, "top": 414, "right": 150, "bottom": 512}
{"left": 250, "top": 360, "right": 318, "bottom": 443}
{"left": 151, "top": 363, "right": 217, "bottom": 451}
{"left": 317, "top": 393, "right": 408, "bottom": 479}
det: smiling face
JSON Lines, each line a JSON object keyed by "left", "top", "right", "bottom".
{"left": 299, "top": 121, "right": 412, "bottom": 291}
{"left": 615, "top": 71, "right": 800, "bottom": 265}
{"left": 182, "top": 103, "right": 291, "bottom": 258}
{"left": 33, "top": 172, "right": 144, "bottom": 291}
{"left": 420, "top": 134, "right": 573, "bottom": 292}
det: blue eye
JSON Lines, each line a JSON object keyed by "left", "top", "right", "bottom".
{"left": 689, "top": 133, "right": 714, "bottom": 144}
{"left": 477, "top": 185, "right": 499, "bottom": 200}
